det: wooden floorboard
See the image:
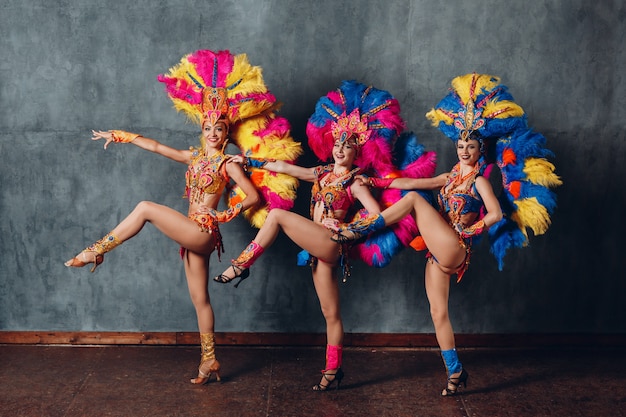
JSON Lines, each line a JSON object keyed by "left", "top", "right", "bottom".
{"left": 1, "top": 331, "right": 624, "bottom": 347}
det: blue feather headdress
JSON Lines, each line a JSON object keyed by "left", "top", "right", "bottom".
{"left": 304, "top": 81, "right": 437, "bottom": 268}
{"left": 426, "top": 73, "right": 562, "bottom": 269}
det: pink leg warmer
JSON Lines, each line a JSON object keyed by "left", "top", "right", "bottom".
{"left": 324, "top": 344, "right": 343, "bottom": 371}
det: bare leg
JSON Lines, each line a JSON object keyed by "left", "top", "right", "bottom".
{"left": 381, "top": 193, "right": 466, "bottom": 270}
{"left": 66, "top": 201, "right": 215, "bottom": 268}
{"left": 183, "top": 250, "right": 214, "bottom": 333}
{"left": 182, "top": 242, "right": 220, "bottom": 384}
{"left": 313, "top": 261, "right": 343, "bottom": 347}
{"left": 425, "top": 260, "right": 467, "bottom": 394}
{"left": 109, "top": 201, "right": 214, "bottom": 254}
{"left": 312, "top": 261, "right": 344, "bottom": 390}
{"left": 424, "top": 260, "right": 454, "bottom": 350}
{"left": 218, "top": 209, "right": 340, "bottom": 280}
{"left": 255, "top": 209, "right": 340, "bottom": 262}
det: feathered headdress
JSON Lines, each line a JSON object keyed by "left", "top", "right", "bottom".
{"left": 158, "top": 50, "right": 302, "bottom": 227}
{"left": 306, "top": 80, "right": 437, "bottom": 268}
{"left": 426, "top": 73, "right": 562, "bottom": 269}
{"left": 306, "top": 80, "right": 405, "bottom": 173}
{"left": 158, "top": 50, "right": 278, "bottom": 126}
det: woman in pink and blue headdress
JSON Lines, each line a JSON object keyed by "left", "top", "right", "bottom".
{"left": 214, "top": 80, "right": 421, "bottom": 391}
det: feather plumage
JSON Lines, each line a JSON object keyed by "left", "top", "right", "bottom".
{"left": 306, "top": 82, "right": 436, "bottom": 268}
{"left": 429, "top": 73, "right": 561, "bottom": 269}
{"left": 158, "top": 49, "right": 303, "bottom": 228}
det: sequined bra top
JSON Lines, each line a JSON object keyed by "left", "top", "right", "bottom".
{"left": 310, "top": 164, "right": 359, "bottom": 221}
{"left": 184, "top": 148, "right": 230, "bottom": 203}
{"left": 438, "top": 163, "right": 484, "bottom": 230}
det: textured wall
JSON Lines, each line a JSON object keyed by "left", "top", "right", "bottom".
{"left": 1, "top": 0, "right": 624, "bottom": 334}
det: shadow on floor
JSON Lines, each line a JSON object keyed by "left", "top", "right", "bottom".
{"left": 0, "top": 345, "right": 624, "bottom": 417}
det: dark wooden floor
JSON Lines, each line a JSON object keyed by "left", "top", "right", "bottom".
{"left": 1, "top": 345, "right": 624, "bottom": 416}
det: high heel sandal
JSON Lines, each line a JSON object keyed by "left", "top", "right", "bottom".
{"left": 213, "top": 265, "right": 250, "bottom": 288}
{"left": 190, "top": 358, "right": 221, "bottom": 385}
{"left": 64, "top": 250, "right": 104, "bottom": 273}
{"left": 65, "top": 232, "right": 121, "bottom": 273}
{"left": 330, "top": 230, "right": 362, "bottom": 244}
{"left": 441, "top": 368, "right": 468, "bottom": 396}
{"left": 312, "top": 368, "right": 344, "bottom": 391}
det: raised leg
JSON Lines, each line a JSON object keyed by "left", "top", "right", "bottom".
{"left": 215, "top": 209, "right": 341, "bottom": 284}
{"left": 65, "top": 201, "right": 216, "bottom": 272}
{"left": 335, "top": 192, "right": 466, "bottom": 270}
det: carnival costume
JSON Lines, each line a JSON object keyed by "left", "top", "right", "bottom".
{"left": 306, "top": 80, "right": 437, "bottom": 271}
{"left": 333, "top": 74, "right": 562, "bottom": 395}
{"left": 425, "top": 73, "right": 562, "bottom": 269}
{"left": 66, "top": 49, "right": 303, "bottom": 386}
{"left": 158, "top": 49, "right": 303, "bottom": 229}
{"left": 335, "top": 73, "right": 561, "bottom": 272}
{"left": 429, "top": 73, "right": 561, "bottom": 392}
{"left": 217, "top": 80, "right": 430, "bottom": 389}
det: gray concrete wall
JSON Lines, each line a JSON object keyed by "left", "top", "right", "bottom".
{"left": 1, "top": 0, "right": 624, "bottom": 334}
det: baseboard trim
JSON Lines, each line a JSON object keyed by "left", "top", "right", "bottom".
{"left": 1, "top": 331, "right": 625, "bottom": 348}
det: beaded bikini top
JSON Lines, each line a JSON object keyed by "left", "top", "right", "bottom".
{"left": 438, "top": 162, "right": 483, "bottom": 229}
{"left": 184, "top": 148, "right": 230, "bottom": 203}
{"left": 310, "top": 164, "right": 359, "bottom": 221}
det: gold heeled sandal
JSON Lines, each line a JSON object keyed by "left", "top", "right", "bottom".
{"left": 65, "top": 232, "right": 121, "bottom": 273}
{"left": 190, "top": 358, "right": 221, "bottom": 385}
{"left": 64, "top": 250, "right": 104, "bottom": 273}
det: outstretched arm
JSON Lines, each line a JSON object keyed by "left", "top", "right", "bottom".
{"left": 231, "top": 155, "right": 316, "bottom": 183}
{"left": 91, "top": 130, "right": 190, "bottom": 164}
{"left": 356, "top": 173, "right": 449, "bottom": 190}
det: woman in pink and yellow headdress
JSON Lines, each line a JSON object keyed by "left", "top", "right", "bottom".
{"left": 64, "top": 49, "right": 302, "bottom": 385}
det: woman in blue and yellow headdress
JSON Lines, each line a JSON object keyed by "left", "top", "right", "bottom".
{"left": 332, "top": 74, "right": 561, "bottom": 396}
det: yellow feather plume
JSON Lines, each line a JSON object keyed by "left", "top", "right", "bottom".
{"left": 233, "top": 115, "right": 303, "bottom": 161}
{"left": 523, "top": 158, "right": 563, "bottom": 187}
{"left": 511, "top": 197, "right": 552, "bottom": 237}
{"left": 483, "top": 99, "right": 525, "bottom": 119}
{"left": 451, "top": 73, "right": 500, "bottom": 104}
{"left": 425, "top": 108, "right": 453, "bottom": 127}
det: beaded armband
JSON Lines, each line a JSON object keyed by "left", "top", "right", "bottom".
{"left": 460, "top": 219, "right": 485, "bottom": 238}
{"left": 212, "top": 203, "right": 243, "bottom": 223}
{"left": 369, "top": 177, "right": 394, "bottom": 189}
{"left": 111, "top": 130, "right": 140, "bottom": 143}
{"left": 245, "top": 157, "right": 276, "bottom": 170}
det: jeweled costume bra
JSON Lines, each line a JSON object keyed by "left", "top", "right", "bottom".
{"left": 185, "top": 147, "right": 230, "bottom": 204}
{"left": 310, "top": 164, "right": 359, "bottom": 221}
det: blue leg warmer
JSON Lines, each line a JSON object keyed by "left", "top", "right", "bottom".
{"left": 441, "top": 348, "right": 462, "bottom": 376}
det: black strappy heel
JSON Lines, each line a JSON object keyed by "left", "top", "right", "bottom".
{"left": 312, "top": 368, "right": 344, "bottom": 391}
{"left": 213, "top": 265, "right": 250, "bottom": 288}
{"left": 330, "top": 230, "right": 362, "bottom": 244}
{"left": 441, "top": 368, "right": 468, "bottom": 396}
